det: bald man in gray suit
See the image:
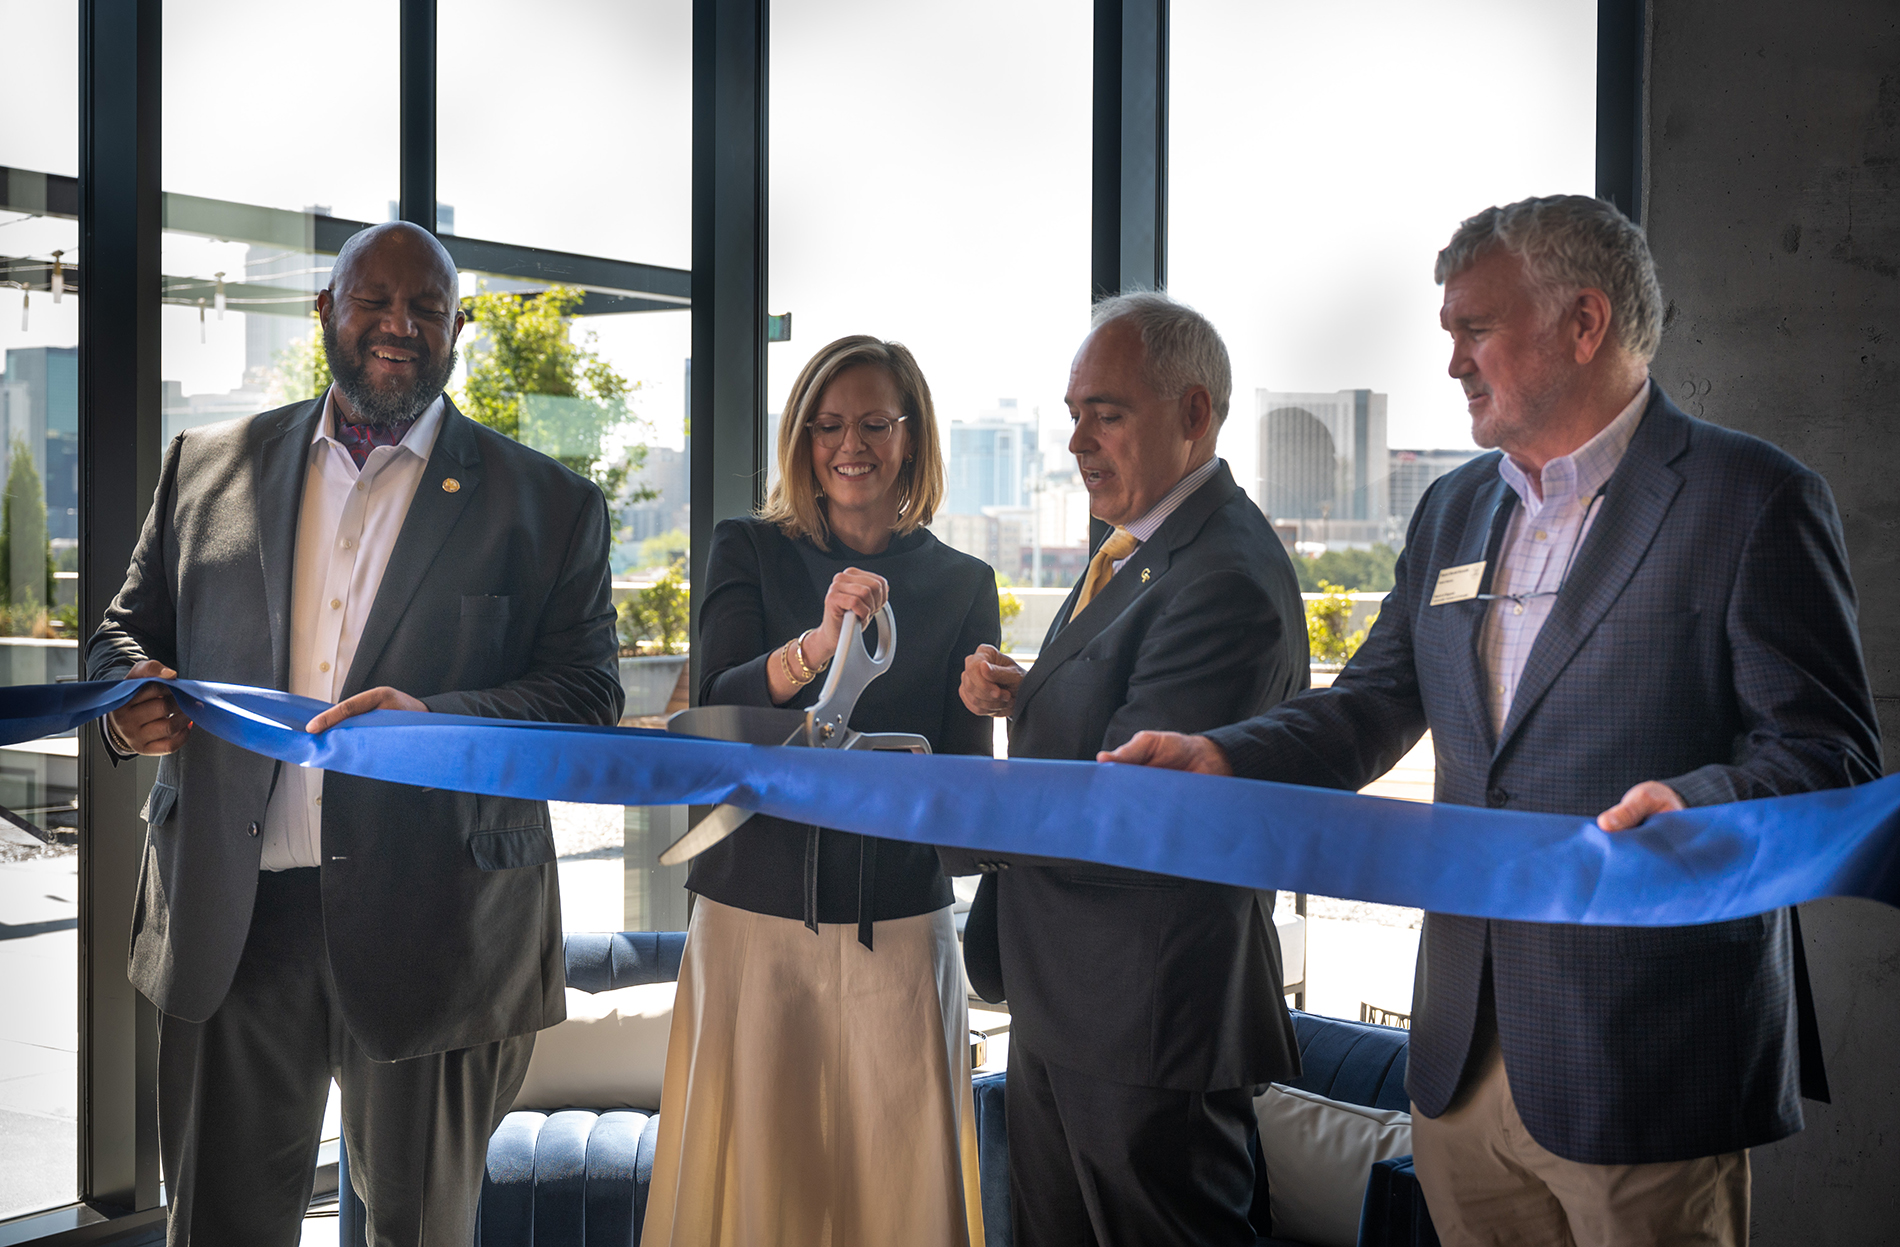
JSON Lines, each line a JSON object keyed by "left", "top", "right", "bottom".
{"left": 89, "top": 223, "right": 622, "bottom": 1246}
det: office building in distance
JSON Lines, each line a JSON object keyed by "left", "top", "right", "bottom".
{"left": 946, "top": 401, "right": 1039, "bottom": 515}
{"left": 1256, "top": 388, "right": 1389, "bottom": 548}
{"left": 1388, "top": 447, "right": 1483, "bottom": 530}
{"left": 0, "top": 346, "right": 78, "bottom": 544}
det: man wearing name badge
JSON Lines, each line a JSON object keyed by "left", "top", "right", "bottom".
{"left": 1104, "top": 196, "right": 1882, "bottom": 1246}
{"left": 952, "top": 292, "right": 1306, "bottom": 1246}
{"left": 86, "top": 222, "right": 622, "bottom": 1246}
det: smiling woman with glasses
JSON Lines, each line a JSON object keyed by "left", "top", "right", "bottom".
{"left": 642, "top": 335, "right": 1000, "bottom": 1247}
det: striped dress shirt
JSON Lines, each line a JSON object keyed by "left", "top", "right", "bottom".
{"left": 1113, "top": 455, "right": 1223, "bottom": 571}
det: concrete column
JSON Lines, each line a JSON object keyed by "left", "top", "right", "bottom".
{"left": 1646, "top": 1, "right": 1900, "bottom": 1240}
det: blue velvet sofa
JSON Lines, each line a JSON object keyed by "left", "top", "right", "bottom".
{"left": 338, "top": 932, "right": 1437, "bottom": 1246}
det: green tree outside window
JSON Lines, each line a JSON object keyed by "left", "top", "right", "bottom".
{"left": 0, "top": 439, "right": 55, "bottom": 636}
{"left": 1305, "top": 579, "right": 1376, "bottom": 666}
{"left": 1292, "top": 543, "right": 1398, "bottom": 594}
{"left": 997, "top": 571, "right": 1023, "bottom": 653}
{"left": 619, "top": 563, "right": 690, "bottom": 656}
{"left": 635, "top": 528, "right": 691, "bottom": 573}
{"left": 456, "top": 284, "right": 654, "bottom": 500}
{"left": 266, "top": 310, "right": 333, "bottom": 407}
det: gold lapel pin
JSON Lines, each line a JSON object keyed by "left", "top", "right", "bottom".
{"left": 442, "top": 478, "right": 461, "bottom": 493}
{"left": 1140, "top": 567, "right": 1151, "bottom": 583}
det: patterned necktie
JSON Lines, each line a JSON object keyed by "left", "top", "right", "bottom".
{"left": 1072, "top": 526, "right": 1140, "bottom": 616}
{"left": 335, "top": 417, "right": 417, "bottom": 469}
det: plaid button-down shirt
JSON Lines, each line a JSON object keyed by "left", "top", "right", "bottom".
{"left": 1481, "top": 382, "right": 1649, "bottom": 731}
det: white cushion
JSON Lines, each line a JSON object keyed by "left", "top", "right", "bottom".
{"left": 1275, "top": 911, "right": 1307, "bottom": 987}
{"left": 510, "top": 982, "right": 676, "bottom": 1112}
{"left": 1255, "top": 1083, "right": 1412, "bottom": 1247}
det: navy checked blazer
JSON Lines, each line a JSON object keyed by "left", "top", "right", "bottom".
{"left": 1205, "top": 388, "right": 1882, "bottom": 1165}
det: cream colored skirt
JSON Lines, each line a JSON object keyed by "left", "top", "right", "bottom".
{"left": 641, "top": 897, "right": 985, "bottom": 1247}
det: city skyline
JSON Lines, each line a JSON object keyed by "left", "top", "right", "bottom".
{"left": 3, "top": 0, "right": 1594, "bottom": 508}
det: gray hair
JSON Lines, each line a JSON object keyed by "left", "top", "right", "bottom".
{"left": 1434, "top": 195, "right": 1664, "bottom": 361}
{"left": 1089, "top": 291, "right": 1234, "bottom": 426}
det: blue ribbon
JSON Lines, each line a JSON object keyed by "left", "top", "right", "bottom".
{"left": 13, "top": 677, "right": 1900, "bottom": 926}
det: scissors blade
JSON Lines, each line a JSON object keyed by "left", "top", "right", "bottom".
{"left": 666, "top": 704, "right": 811, "bottom": 746}
{"left": 655, "top": 718, "right": 811, "bottom": 867}
{"left": 657, "top": 803, "right": 756, "bottom": 867}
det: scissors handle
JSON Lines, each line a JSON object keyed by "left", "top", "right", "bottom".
{"left": 808, "top": 602, "right": 896, "bottom": 747}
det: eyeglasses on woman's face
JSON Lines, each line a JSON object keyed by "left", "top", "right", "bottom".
{"left": 807, "top": 414, "right": 909, "bottom": 449}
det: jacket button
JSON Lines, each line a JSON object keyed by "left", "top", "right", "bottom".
{"left": 1486, "top": 788, "right": 1509, "bottom": 809}
{"left": 247, "top": 821, "right": 261, "bottom": 837}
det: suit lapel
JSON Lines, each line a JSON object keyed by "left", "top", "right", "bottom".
{"left": 1495, "top": 394, "right": 1689, "bottom": 753}
{"left": 1440, "top": 473, "right": 1516, "bottom": 755}
{"left": 1013, "top": 536, "right": 1175, "bottom": 722}
{"left": 341, "top": 401, "right": 486, "bottom": 698}
{"left": 254, "top": 398, "right": 324, "bottom": 691}
{"left": 1011, "top": 463, "right": 1234, "bottom": 722}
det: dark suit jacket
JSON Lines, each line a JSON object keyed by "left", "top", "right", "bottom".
{"left": 948, "top": 462, "right": 1308, "bottom": 1091}
{"left": 86, "top": 397, "right": 623, "bottom": 1061}
{"left": 1207, "top": 389, "right": 1881, "bottom": 1163}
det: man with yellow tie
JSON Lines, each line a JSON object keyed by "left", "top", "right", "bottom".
{"left": 948, "top": 293, "right": 1309, "bottom": 1246}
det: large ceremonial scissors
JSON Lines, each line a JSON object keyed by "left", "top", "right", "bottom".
{"left": 656, "top": 603, "right": 929, "bottom": 866}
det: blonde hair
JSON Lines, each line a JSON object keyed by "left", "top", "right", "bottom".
{"left": 761, "top": 336, "right": 945, "bottom": 549}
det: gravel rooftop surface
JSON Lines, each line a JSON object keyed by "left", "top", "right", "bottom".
{"left": 551, "top": 802, "right": 625, "bottom": 860}
{"left": 1280, "top": 890, "right": 1422, "bottom": 930}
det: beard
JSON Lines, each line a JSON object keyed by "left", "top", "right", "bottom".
{"left": 323, "top": 321, "right": 458, "bottom": 428}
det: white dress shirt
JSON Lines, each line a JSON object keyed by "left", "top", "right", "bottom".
{"left": 258, "top": 391, "right": 445, "bottom": 871}
{"left": 1479, "top": 381, "right": 1649, "bottom": 731}
{"left": 1112, "top": 456, "right": 1223, "bottom": 573}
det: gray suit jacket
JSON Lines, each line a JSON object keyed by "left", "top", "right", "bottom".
{"left": 948, "top": 463, "right": 1308, "bottom": 1091}
{"left": 1208, "top": 389, "right": 1882, "bottom": 1163}
{"left": 86, "top": 397, "right": 623, "bottom": 1061}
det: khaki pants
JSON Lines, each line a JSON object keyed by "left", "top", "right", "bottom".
{"left": 1410, "top": 1039, "right": 1748, "bottom": 1247}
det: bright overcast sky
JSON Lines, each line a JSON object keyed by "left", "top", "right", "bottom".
{"left": 2, "top": 0, "right": 1595, "bottom": 486}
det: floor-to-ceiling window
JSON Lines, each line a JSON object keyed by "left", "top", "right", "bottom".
{"left": 1168, "top": 0, "right": 1600, "bottom": 1024}
{"left": 156, "top": 0, "right": 405, "bottom": 1208}
{"left": 0, "top": 0, "right": 83, "bottom": 1221}
{"left": 768, "top": 0, "right": 1095, "bottom": 627}
{"left": 437, "top": 0, "right": 695, "bottom": 938}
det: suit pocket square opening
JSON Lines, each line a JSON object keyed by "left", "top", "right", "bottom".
{"left": 459, "top": 594, "right": 514, "bottom": 619}
{"left": 468, "top": 825, "right": 556, "bottom": 870}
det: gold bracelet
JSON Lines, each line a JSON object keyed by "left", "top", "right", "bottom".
{"left": 791, "top": 629, "right": 822, "bottom": 681}
{"left": 779, "top": 640, "right": 813, "bottom": 688}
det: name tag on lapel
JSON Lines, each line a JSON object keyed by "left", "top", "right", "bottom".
{"left": 1430, "top": 561, "right": 1486, "bottom": 605}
